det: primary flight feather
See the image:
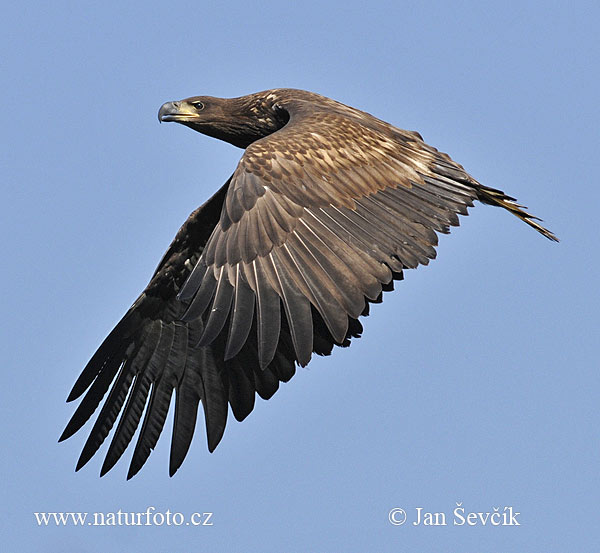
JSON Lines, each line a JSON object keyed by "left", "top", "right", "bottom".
{"left": 60, "top": 88, "right": 557, "bottom": 479}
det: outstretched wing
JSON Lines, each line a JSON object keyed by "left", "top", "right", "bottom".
{"left": 61, "top": 183, "right": 296, "bottom": 478}
{"left": 178, "top": 98, "right": 485, "bottom": 369}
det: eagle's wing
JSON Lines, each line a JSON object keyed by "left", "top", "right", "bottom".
{"left": 178, "top": 98, "right": 485, "bottom": 370}
{"left": 61, "top": 182, "right": 297, "bottom": 478}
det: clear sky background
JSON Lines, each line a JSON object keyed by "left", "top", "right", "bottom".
{"left": 3, "top": 1, "right": 599, "bottom": 552}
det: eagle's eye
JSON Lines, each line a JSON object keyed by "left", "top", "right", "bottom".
{"left": 191, "top": 101, "right": 205, "bottom": 111}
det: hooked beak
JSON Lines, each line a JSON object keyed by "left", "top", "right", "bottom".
{"left": 158, "top": 101, "right": 199, "bottom": 123}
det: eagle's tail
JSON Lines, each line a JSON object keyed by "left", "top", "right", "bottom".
{"left": 476, "top": 184, "right": 559, "bottom": 242}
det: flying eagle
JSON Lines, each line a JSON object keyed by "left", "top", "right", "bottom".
{"left": 60, "top": 88, "right": 557, "bottom": 479}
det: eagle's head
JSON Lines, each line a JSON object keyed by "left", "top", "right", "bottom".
{"left": 158, "top": 92, "right": 289, "bottom": 148}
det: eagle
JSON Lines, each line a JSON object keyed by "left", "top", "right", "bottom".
{"left": 60, "top": 88, "right": 557, "bottom": 479}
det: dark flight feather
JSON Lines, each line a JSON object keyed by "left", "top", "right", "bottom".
{"left": 62, "top": 88, "right": 557, "bottom": 477}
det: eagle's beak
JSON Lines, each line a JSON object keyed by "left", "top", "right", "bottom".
{"left": 158, "top": 101, "right": 198, "bottom": 123}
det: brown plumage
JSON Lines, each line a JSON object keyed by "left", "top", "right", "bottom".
{"left": 60, "top": 88, "right": 557, "bottom": 479}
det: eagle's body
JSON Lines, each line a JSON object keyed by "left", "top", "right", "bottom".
{"left": 61, "top": 89, "right": 556, "bottom": 478}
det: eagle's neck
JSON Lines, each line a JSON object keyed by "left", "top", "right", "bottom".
{"left": 199, "top": 96, "right": 290, "bottom": 149}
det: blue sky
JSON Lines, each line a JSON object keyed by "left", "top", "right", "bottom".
{"left": 3, "top": 1, "right": 599, "bottom": 551}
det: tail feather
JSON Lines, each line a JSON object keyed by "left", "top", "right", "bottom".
{"left": 476, "top": 185, "right": 559, "bottom": 242}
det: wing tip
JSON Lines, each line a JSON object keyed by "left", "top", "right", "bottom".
{"left": 206, "top": 424, "right": 226, "bottom": 453}
{"left": 126, "top": 461, "right": 143, "bottom": 480}
{"left": 476, "top": 185, "right": 559, "bottom": 242}
{"left": 57, "top": 428, "right": 70, "bottom": 443}
{"left": 75, "top": 455, "right": 89, "bottom": 473}
{"left": 66, "top": 387, "right": 82, "bottom": 403}
{"left": 168, "top": 456, "right": 183, "bottom": 477}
